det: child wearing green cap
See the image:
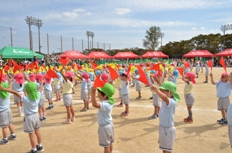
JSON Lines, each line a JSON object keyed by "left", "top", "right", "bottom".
{"left": 91, "top": 83, "right": 115, "bottom": 153}
{"left": 150, "top": 81, "right": 180, "bottom": 153}
{"left": 0, "top": 79, "right": 16, "bottom": 145}
{"left": 0, "top": 81, "right": 44, "bottom": 153}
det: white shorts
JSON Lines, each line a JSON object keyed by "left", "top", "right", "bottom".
{"left": 159, "top": 126, "right": 176, "bottom": 152}
{"left": 63, "top": 94, "right": 73, "bottom": 106}
{"left": 184, "top": 94, "right": 195, "bottom": 106}
{"left": 98, "top": 123, "right": 114, "bottom": 147}
{"left": 122, "top": 94, "right": 129, "bottom": 105}
{"left": 45, "top": 90, "right": 53, "bottom": 100}
{"left": 136, "top": 83, "right": 141, "bottom": 91}
{"left": 54, "top": 85, "right": 60, "bottom": 94}
{"left": 23, "top": 113, "right": 40, "bottom": 133}
{"left": 38, "top": 95, "right": 45, "bottom": 108}
{"left": 13, "top": 91, "right": 24, "bottom": 103}
{"left": 0, "top": 108, "right": 12, "bottom": 128}
{"left": 218, "top": 97, "right": 230, "bottom": 110}
{"left": 153, "top": 94, "right": 160, "bottom": 106}
{"left": 81, "top": 90, "right": 88, "bottom": 100}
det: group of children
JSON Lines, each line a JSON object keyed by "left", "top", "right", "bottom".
{"left": 0, "top": 60, "right": 232, "bottom": 153}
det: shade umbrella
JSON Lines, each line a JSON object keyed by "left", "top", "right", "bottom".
{"left": 0, "top": 46, "right": 44, "bottom": 58}
{"left": 142, "top": 51, "right": 168, "bottom": 58}
{"left": 60, "top": 50, "right": 88, "bottom": 59}
{"left": 214, "top": 48, "right": 232, "bottom": 56}
{"left": 183, "top": 50, "right": 214, "bottom": 58}
{"left": 113, "top": 52, "right": 140, "bottom": 59}
{"left": 88, "top": 51, "right": 112, "bottom": 59}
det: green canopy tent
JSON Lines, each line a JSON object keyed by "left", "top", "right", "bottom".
{"left": 0, "top": 46, "right": 44, "bottom": 59}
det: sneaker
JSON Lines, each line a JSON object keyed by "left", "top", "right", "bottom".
{"left": 43, "top": 117, "right": 46, "bottom": 121}
{"left": 184, "top": 118, "right": 193, "bottom": 123}
{"left": 36, "top": 145, "right": 44, "bottom": 152}
{"left": 217, "top": 118, "right": 224, "bottom": 123}
{"left": 45, "top": 106, "right": 53, "bottom": 110}
{"left": 27, "top": 149, "right": 38, "bottom": 153}
{"left": 120, "top": 112, "right": 129, "bottom": 117}
{"left": 87, "top": 106, "right": 89, "bottom": 110}
{"left": 71, "top": 117, "right": 76, "bottom": 122}
{"left": 40, "top": 118, "right": 43, "bottom": 122}
{"left": 219, "top": 119, "right": 228, "bottom": 125}
{"left": 148, "top": 114, "right": 157, "bottom": 120}
{"left": 203, "top": 81, "right": 208, "bottom": 83}
{"left": 80, "top": 108, "right": 87, "bottom": 112}
{"left": 184, "top": 117, "right": 189, "bottom": 121}
{"left": 136, "top": 96, "right": 141, "bottom": 100}
{"left": 156, "top": 114, "right": 159, "bottom": 118}
{"left": 0, "top": 138, "right": 8, "bottom": 145}
{"left": 8, "top": 134, "right": 16, "bottom": 140}
{"left": 63, "top": 120, "right": 71, "bottom": 124}
{"left": 149, "top": 97, "right": 153, "bottom": 100}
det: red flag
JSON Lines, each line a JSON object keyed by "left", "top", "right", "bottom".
{"left": 34, "top": 60, "right": 39, "bottom": 70}
{"left": 184, "top": 60, "right": 190, "bottom": 68}
{"left": 11, "top": 60, "right": 19, "bottom": 73}
{"left": 220, "top": 57, "right": 227, "bottom": 72}
{"left": 126, "top": 64, "right": 132, "bottom": 77}
{"left": 42, "top": 64, "right": 47, "bottom": 71}
{"left": 150, "top": 64, "right": 160, "bottom": 71}
{"left": 207, "top": 60, "right": 213, "bottom": 70}
{"left": 107, "top": 66, "right": 119, "bottom": 81}
{"left": 3, "top": 64, "right": 10, "bottom": 71}
{"left": 72, "top": 62, "right": 76, "bottom": 69}
{"left": 90, "top": 61, "right": 98, "bottom": 70}
{"left": 45, "top": 69, "right": 59, "bottom": 78}
{"left": 158, "top": 69, "right": 163, "bottom": 77}
{"left": 136, "top": 65, "right": 149, "bottom": 85}
{"left": 177, "top": 67, "right": 183, "bottom": 76}
{"left": 59, "top": 58, "right": 70, "bottom": 66}
{"left": 93, "top": 76, "right": 105, "bottom": 88}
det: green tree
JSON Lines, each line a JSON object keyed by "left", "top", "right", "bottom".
{"left": 143, "top": 26, "right": 161, "bottom": 50}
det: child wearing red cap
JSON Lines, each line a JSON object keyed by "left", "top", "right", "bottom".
{"left": 210, "top": 72, "right": 232, "bottom": 125}
{"left": 44, "top": 76, "right": 54, "bottom": 110}
{"left": 36, "top": 74, "right": 46, "bottom": 121}
{"left": 119, "top": 73, "right": 130, "bottom": 117}
{"left": 182, "top": 72, "right": 196, "bottom": 123}
{"left": 7, "top": 73, "right": 25, "bottom": 116}
{"left": 61, "top": 70, "right": 75, "bottom": 124}
{"left": 91, "top": 83, "right": 115, "bottom": 153}
{"left": 77, "top": 72, "right": 90, "bottom": 112}
{"left": 0, "top": 76, "right": 16, "bottom": 145}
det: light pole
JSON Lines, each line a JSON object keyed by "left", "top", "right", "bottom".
{"left": 160, "top": 32, "right": 165, "bottom": 48}
{"left": 25, "top": 16, "right": 43, "bottom": 52}
{"left": 86, "top": 31, "right": 94, "bottom": 50}
{"left": 152, "top": 32, "right": 165, "bottom": 50}
{"left": 220, "top": 24, "right": 232, "bottom": 49}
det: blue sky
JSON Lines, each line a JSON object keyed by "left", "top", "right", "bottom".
{"left": 0, "top": 0, "right": 232, "bottom": 53}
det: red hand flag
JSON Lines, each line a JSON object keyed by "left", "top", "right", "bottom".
{"left": 177, "top": 67, "right": 183, "bottom": 76}
{"left": 184, "top": 60, "right": 190, "bottom": 68}
{"left": 107, "top": 66, "right": 119, "bottom": 80}
{"left": 207, "top": 60, "right": 213, "bottom": 70}
{"left": 45, "top": 69, "right": 59, "bottom": 78}
{"left": 93, "top": 76, "right": 105, "bottom": 88}
{"left": 90, "top": 61, "right": 98, "bottom": 70}
{"left": 59, "top": 58, "right": 70, "bottom": 66}
{"left": 150, "top": 64, "right": 160, "bottom": 71}
{"left": 220, "top": 57, "right": 227, "bottom": 72}
{"left": 136, "top": 65, "right": 149, "bottom": 85}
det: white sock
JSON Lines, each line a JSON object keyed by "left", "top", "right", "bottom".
{"left": 21, "top": 106, "right": 24, "bottom": 114}
{"left": 40, "top": 113, "right": 43, "bottom": 118}
{"left": 43, "top": 112, "right": 46, "bottom": 118}
{"left": 18, "top": 107, "right": 22, "bottom": 114}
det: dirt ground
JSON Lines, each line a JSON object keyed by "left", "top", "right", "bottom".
{"left": 1, "top": 67, "right": 232, "bottom": 153}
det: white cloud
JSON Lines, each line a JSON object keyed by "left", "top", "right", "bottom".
{"left": 85, "top": 12, "right": 92, "bottom": 16}
{"left": 191, "top": 27, "right": 196, "bottom": 30}
{"left": 73, "top": 9, "right": 85, "bottom": 12}
{"left": 115, "top": 8, "right": 131, "bottom": 15}
{"left": 200, "top": 27, "right": 205, "bottom": 30}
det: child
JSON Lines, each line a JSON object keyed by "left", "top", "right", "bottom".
{"left": 44, "top": 76, "right": 54, "bottom": 110}
{"left": 0, "top": 75, "right": 16, "bottom": 145}
{"left": 210, "top": 72, "right": 232, "bottom": 125}
{"left": 148, "top": 72, "right": 161, "bottom": 120}
{"left": 11, "top": 73, "right": 25, "bottom": 116}
{"left": 0, "top": 82, "right": 44, "bottom": 153}
{"left": 36, "top": 74, "right": 46, "bottom": 121}
{"left": 120, "top": 73, "right": 130, "bottom": 117}
{"left": 195, "top": 61, "right": 200, "bottom": 78}
{"left": 91, "top": 83, "right": 115, "bottom": 153}
{"left": 167, "top": 70, "right": 178, "bottom": 84}
{"left": 77, "top": 72, "right": 89, "bottom": 112}
{"left": 182, "top": 72, "right": 196, "bottom": 123}
{"left": 117, "top": 70, "right": 123, "bottom": 107}
{"left": 150, "top": 81, "right": 179, "bottom": 153}
{"left": 60, "top": 70, "right": 75, "bottom": 124}
{"left": 204, "top": 61, "right": 209, "bottom": 83}
{"left": 227, "top": 104, "right": 232, "bottom": 148}
{"left": 53, "top": 73, "right": 62, "bottom": 101}
{"left": 131, "top": 69, "right": 142, "bottom": 99}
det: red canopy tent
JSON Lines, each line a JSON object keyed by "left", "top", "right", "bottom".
{"left": 60, "top": 50, "right": 88, "bottom": 59}
{"left": 142, "top": 51, "right": 168, "bottom": 58}
{"left": 113, "top": 52, "right": 140, "bottom": 59}
{"left": 214, "top": 48, "right": 232, "bottom": 56}
{"left": 183, "top": 50, "right": 214, "bottom": 58}
{"left": 88, "top": 52, "right": 112, "bottom": 59}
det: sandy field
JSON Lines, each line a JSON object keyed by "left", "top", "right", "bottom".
{"left": 1, "top": 67, "right": 232, "bottom": 153}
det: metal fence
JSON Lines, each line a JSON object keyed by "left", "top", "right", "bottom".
{"left": 0, "top": 26, "right": 111, "bottom": 54}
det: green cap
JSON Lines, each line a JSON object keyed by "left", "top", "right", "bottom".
{"left": 24, "top": 82, "right": 39, "bottom": 101}
{"left": 159, "top": 81, "right": 180, "bottom": 102}
{"left": 98, "top": 83, "right": 115, "bottom": 105}
{"left": 0, "top": 82, "right": 9, "bottom": 99}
